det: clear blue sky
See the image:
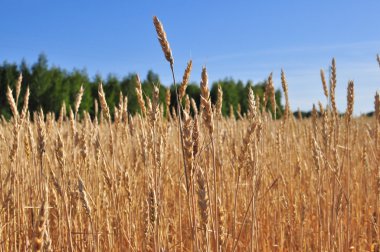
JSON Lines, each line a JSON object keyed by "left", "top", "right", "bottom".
{"left": 1, "top": 1, "right": 379, "bottom": 113}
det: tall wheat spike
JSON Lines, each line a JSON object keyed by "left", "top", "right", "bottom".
{"left": 135, "top": 75, "right": 147, "bottom": 116}
{"left": 6, "top": 86, "right": 18, "bottom": 119}
{"left": 346, "top": 81, "right": 354, "bottom": 123}
{"left": 15, "top": 73, "right": 22, "bottom": 104}
{"left": 320, "top": 69, "right": 329, "bottom": 99}
{"left": 248, "top": 88, "right": 257, "bottom": 120}
{"left": 74, "top": 85, "right": 84, "bottom": 116}
{"left": 200, "top": 67, "right": 210, "bottom": 102}
{"left": 98, "top": 82, "right": 111, "bottom": 122}
{"left": 281, "top": 69, "right": 290, "bottom": 120}
{"left": 216, "top": 85, "right": 223, "bottom": 119}
{"left": 182, "top": 111, "right": 194, "bottom": 176}
{"left": 153, "top": 16, "right": 174, "bottom": 66}
{"left": 179, "top": 60, "right": 193, "bottom": 101}
{"left": 330, "top": 58, "right": 337, "bottom": 117}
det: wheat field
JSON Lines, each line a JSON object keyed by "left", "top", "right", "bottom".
{"left": 0, "top": 16, "right": 380, "bottom": 252}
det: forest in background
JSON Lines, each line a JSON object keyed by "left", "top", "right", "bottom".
{"left": 0, "top": 54, "right": 284, "bottom": 119}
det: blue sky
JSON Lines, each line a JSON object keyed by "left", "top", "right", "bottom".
{"left": 1, "top": 1, "right": 379, "bottom": 113}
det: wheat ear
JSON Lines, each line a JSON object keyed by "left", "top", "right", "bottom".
{"left": 330, "top": 58, "right": 337, "bottom": 117}
{"left": 182, "top": 111, "right": 194, "bottom": 177}
{"left": 74, "top": 85, "right": 84, "bottom": 116}
{"left": 135, "top": 75, "right": 147, "bottom": 116}
{"left": 346, "top": 81, "right": 354, "bottom": 123}
{"left": 15, "top": 73, "right": 22, "bottom": 104}
{"left": 216, "top": 85, "right": 223, "bottom": 119}
{"left": 248, "top": 87, "right": 257, "bottom": 120}
{"left": 153, "top": 16, "right": 174, "bottom": 66}
{"left": 281, "top": 69, "right": 290, "bottom": 120}
{"left": 6, "top": 85, "right": 18, "bottom": 119}
{"left": 268, "top": 73, "right": 276, "bottom": 118}
{"left": 179, "top": 60, "right": 193, "bottom": 101}
{"left": 98, "top": 82, "right": 111, "bottom": 122}
{"left": 320, "top": 69, "right": 329, "bottom": 99}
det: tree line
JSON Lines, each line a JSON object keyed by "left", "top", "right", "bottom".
{"left": 0, "top": 54, "right": 284, "bottom": 119}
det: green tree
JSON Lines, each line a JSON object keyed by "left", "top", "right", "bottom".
{"left": 30, "top": 54, "right": 51, "bottom": 113}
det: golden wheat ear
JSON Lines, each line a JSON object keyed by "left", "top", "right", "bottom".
{"left": 15, "top": 73, "right": 22, "bottom": 104}
{"left": 179, "top": 60, "right": 193, "bottom": 101}
{"left": 153, "top": 16, "right": 174, "bottom": 66}
{"left": 320, "top": 69, "right": 328, "bottom": 99}
{"left": 74, "top": 85, "right": 84, "bottom": 116}
{"left": 346, "top": 81, "right": 354, "bottom": 123}
{"left": 6, "top": 85, "right": 18, "bottom": 119}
